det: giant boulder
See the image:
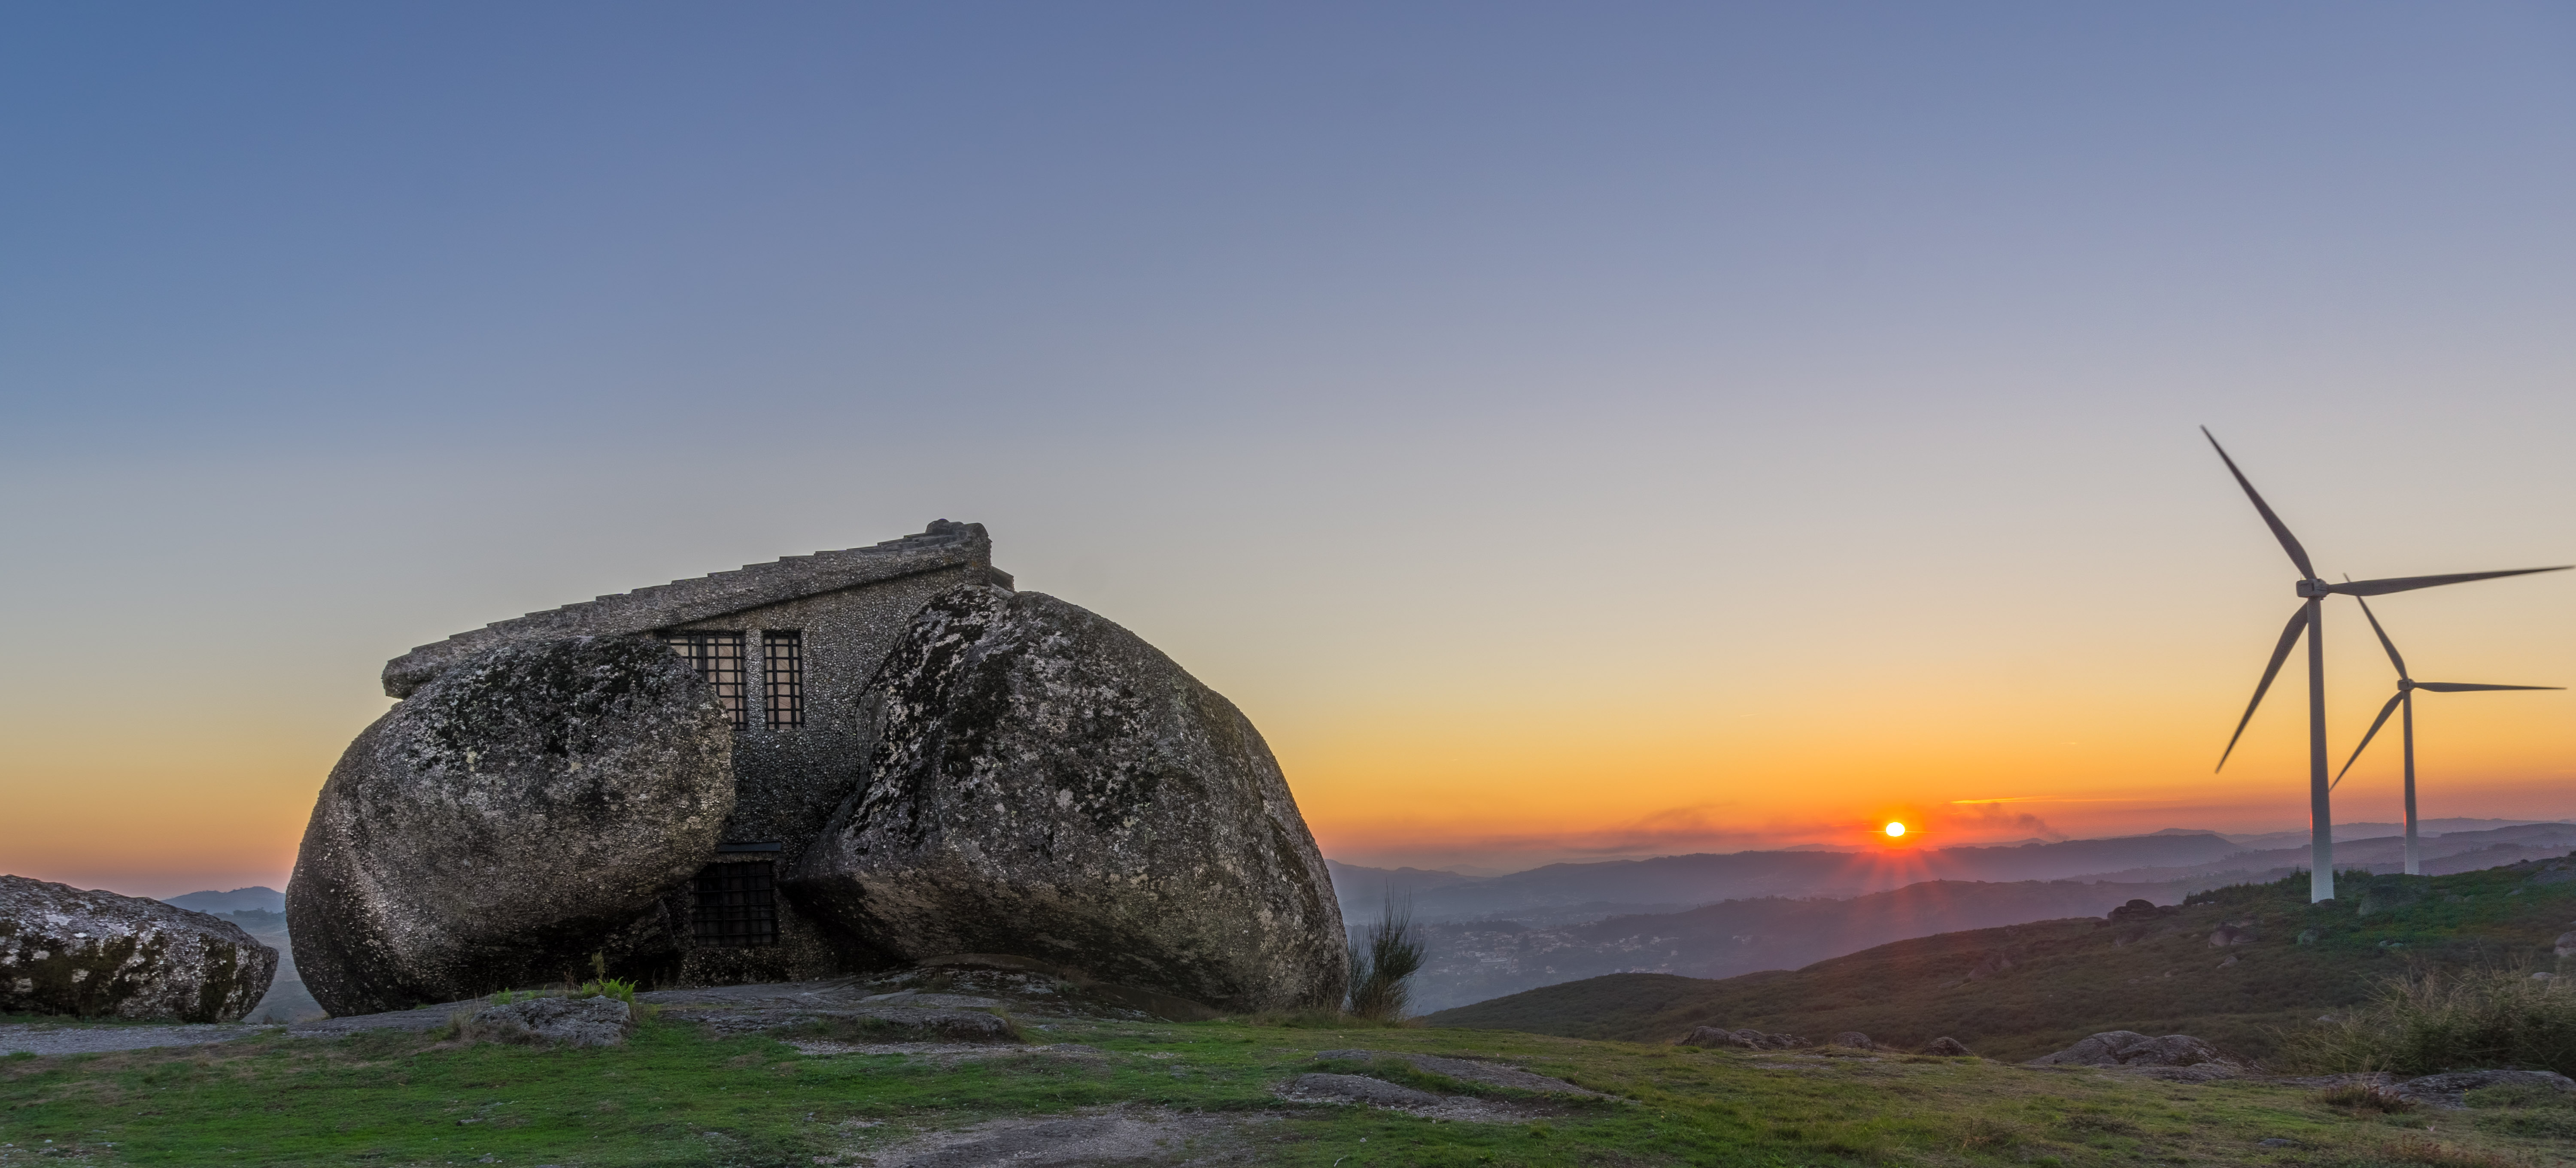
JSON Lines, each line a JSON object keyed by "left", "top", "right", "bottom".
{"left": 0, "top": 876, "right": 277, "bottom": 1022}
{"left": 790, "top": 586, "right": 1346, "bottom": 1013}
{"left": 289, "top": 636, "right": 734, "bottom": 1016}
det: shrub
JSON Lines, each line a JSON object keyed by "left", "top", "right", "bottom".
{"left": 2374, "top": 1134, "right": 2537, "bottom": 1168}
{"left": 577, "top": 977, "right": 638, "bottom": 1005}
{"left": 2286, "top": 966, "right": 2576, "bottom": 1076}
{"left": 1346, "top": 901, "right": 1426, "bottom": 1022}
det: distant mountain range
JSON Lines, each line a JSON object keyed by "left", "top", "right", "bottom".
{"left": 1336, "top": 820, "right": 2576, "bottom": 1014}
{"left": 1330, "top": 819, "right": 2576, "bottom": 925}
{"left": 162, "top": 886, "right": 286, "bottom": 914}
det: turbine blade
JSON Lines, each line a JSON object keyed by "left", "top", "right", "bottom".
{"left": 2330, "top": 566, "right": 2573, "bottom": 597}
{"left": 2414, "top": 682, "right": 2566, "bottom": 693}
{"left": 2201, "top": 427, "right": 2316, "bottom": 578}
{"left": 2351, "top": 590, "right": 2407, "bottom": 679}
{"left": 2217, "top": 605, "right": 2309, "bottom": 772}
{"left": 2333, "top": 692, "right": 2407, "bottom": 790}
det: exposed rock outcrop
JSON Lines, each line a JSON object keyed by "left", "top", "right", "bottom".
{"left": 2027, "top": 1030, "right": 2238, "bottom": 1073}
{"left": 1831, "top": 1031, "right": 1877, "bottom": 1050}
{"left": 1316, "top": 1049, "right": 1604, "bottom": 1096}
{"left": 469, "top": 995, "right": 635, "bottom": 1047}
{"left": 1679, "top": 1025, "right": 1805, "bottom": 1050}
{"left": 1286, "top": 1073, "right": 1441, "bottom": 1107}
{"left": 2104, "top": 898, "right": 2169, "bottom": 924}
{"left": 289, "top": 636, "right": 735, "bottom": 1016}
{"left": 790, "top": 586, "right": 1345, "bottom": 1013}
{"left": 2392, "top": 1068, "right": 2576, "bottom": 1110}
{"left": 0, "top": 876, "right": 277, "bottom": 1022}
{"left": 1922, "top": 1037, "right": 1974, "bottom": 1057}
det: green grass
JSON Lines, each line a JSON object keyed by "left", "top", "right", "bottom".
{"left": 1428, "top": 863, "right": 2576, "bottom": 1064}
{"left": 5, "top": 1010, "right": 2573, "bottom": 1166}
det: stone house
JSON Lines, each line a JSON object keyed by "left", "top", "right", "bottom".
{"left": 377, "top": 520, "right": 1011, "bottom": 986}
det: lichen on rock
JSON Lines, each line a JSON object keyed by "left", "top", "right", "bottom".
{"left": 790, "top": 586, "right": 1346, "bottom": 1013}
{"left": 0, "top": 875, "right": 277, "bottom": 1022}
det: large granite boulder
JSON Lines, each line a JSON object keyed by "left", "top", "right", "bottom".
{"left": 289, "top": 635, "right": 734, "bottom": 1016}
{"left": 0, "top": 876, "right": 277, "bottom": 1022}
{"left": 790, "top": 586, "right": 1345, "bottom": 1013}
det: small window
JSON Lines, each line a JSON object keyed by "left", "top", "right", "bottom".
{"left": 665, "top": 631, "right": 747, "bottom": 730}
{"left": 690, "top": 862, "right": 777, "bottom": 947}
{"left": 763, "top": 631, "right": 804, "bottom": 729}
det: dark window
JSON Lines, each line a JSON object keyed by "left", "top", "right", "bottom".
{"left": 690, "top": 862, "right": 777, "bottom": 947}
{"left": 665, "top": 631, "right": 747, "bottom": 730}
{"left": 763, "top": 631, "right": 804, "bottom": 728}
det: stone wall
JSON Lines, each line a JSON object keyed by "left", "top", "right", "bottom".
{"left": 657, "top": 562, "right": 1000, "bottom": 984}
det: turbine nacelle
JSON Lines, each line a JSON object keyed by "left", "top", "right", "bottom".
{"left": 2296, "top": 579, "right": 2331, "bottom": 598}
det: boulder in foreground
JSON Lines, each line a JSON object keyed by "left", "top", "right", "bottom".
{"left": 0, "top": 875, "right": 277, "bottom": 1022}
{"left": 289, "top": 635, "right": 735, "bottom": 1016}
{"left": 791, "top": 586, "right": 1346, "bottom": 1014}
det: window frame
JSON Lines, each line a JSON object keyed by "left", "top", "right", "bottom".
{"left": 689, "top": 860, "right": 778, "bottom": 948}
{"left": 665, "top": 631, "right": 749, "bottom": 731}
{"left": 762, "top": 630, "right": 805, "bottom": 729}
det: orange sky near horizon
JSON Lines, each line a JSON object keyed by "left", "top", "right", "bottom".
{"left": 8, "top": 469, "right": 2570, "bottom": 899}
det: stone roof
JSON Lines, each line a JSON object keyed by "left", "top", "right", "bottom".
{"left": 382, "top": 520, "right": 1009, "bottom": 698}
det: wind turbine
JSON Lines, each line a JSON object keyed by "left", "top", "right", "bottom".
{"left": 2202, "top": 427, "right": 2567, "bottom": 903}
{"left": 2333, "top": 592, "right": 2561, "bottom": 877}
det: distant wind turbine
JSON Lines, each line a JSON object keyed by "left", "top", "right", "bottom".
{"left": 2333, "top": 592, "right": 2561, "bottom": 877}
{"left": 2201, "top": 427, "right": 2567, "bottom": 903}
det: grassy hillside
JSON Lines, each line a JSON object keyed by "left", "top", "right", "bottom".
{"left": 1428, "top": 858, "right": 2576, "bottom": 1064}
{"left": 1404, "top": 878, "right": 2192, "bottom": 1013}
{"left": 11, "top": 1004, "right": 2576, "bottom": 1165}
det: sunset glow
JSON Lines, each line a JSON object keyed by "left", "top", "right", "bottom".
{"left": 1885, "top": 822, "right": 1907, "bottom": 838}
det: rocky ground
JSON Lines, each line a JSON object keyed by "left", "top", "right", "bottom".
{"left": 10, "top": 966, "right": 2576, "bottom": 1166}
{"left": 0, "top": 965, "right": 1189, "bottom": 1059}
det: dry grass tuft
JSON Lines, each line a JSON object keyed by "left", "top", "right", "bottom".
{"left": 1954, "top": 1115, "right": 2024, "bottom": 1151}
{"left": 2286, "top": 966, "right": 2576, "bottom": 1076}
{"left": 2375, "top": 1133, "right": 2539, "bottom": 1168}
{"left": 2317, "top": 1080, "right": 2416, "bottom": 1114}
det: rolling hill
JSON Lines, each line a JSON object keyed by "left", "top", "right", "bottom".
{"left": 1426, "top": 854, "right": 2576, "bottom": 1064}
{"left": 1402, "top": 877, "right": 2190, "bottom": 1012}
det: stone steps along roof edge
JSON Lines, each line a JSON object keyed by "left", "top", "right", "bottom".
{"left": 381, "top": 519, "right": 1009, "bottom": 698}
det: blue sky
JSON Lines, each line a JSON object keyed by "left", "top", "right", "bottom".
{"left": 5, "top": 3, "right": 2573, "bottom": 891}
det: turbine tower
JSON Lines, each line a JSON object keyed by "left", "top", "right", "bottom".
{"left": 2202, "top": 427, "right": 2565, "bottom": 903}
{"left": 2334, "top": 592, "right": 2561, "bottom": 876}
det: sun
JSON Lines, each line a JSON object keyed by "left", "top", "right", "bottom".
{"left": 1884, "top": 821, "right": 1906, "bottom": 838}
